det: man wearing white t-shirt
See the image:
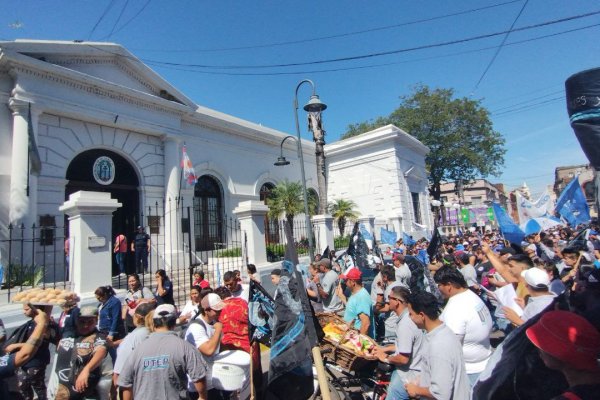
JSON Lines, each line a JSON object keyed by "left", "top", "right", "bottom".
{"left": 434, "top": 265, "right": 493, "bottom": 387}
{"left": 184, "top": 293, "right": 225, "bottom": 398}
{"left": 392, "top": 254, "right": 412, "bottom": 288}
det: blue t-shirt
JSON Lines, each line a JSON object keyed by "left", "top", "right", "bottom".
{"left": 0, "top": 353, "right": 16, "bottom": 399}
{"left": 343, "top": 287, "right": 375, "bottom": 337}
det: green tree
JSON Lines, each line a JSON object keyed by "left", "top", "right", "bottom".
{"left": 266, "top": 180, "right": 306, "bottom": 263}
{"left": 342, "top": 85, "right": 505, "bottom": 200}
{"left": 328, "top": 198, "right": 360, "bottom": 236}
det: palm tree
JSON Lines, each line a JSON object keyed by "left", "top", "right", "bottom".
{"left": 266, "top": 180, "right": 305, "bottom": 263}
{"left": 328, "top": 199, "right": 360, "bottom": 236}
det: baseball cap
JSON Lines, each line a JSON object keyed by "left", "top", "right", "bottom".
{"left": 521, "top": 267, "right": 550, "bottom": 288}
{"left": 137, "top": 225, "right": 143, "bottom": 229}
{"left": 499, "top": 247, "right": 516, "bottom": 256}
{"left": 526, "top": 311, "right": 600, "bottom": 371}
{"left": 154, "top": 304, "right": 177, "bottom": 319}
{"left": 340, "top": 268, "right": 362, "bottom": 280}
{"left": 319, "top": 258, "right": 331, "bottom": 268}
{"left": 79, "top": 306, "right": 98, "bottom": 318}
{"left": 201, "top": 293, "right": 225, "bottom": 311}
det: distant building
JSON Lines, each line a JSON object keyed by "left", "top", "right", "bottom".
{"left": 437, "top": 179, "right": 509, "bottom": 228}
{"left": 554, "top": 164, "right": 597, "bottom": 218}
{"left": 508, "top": 182, "right": 533, "bottom": 224}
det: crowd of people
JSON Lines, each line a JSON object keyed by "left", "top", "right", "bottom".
{"left": 0, "top": 268, "right": 254, "bottom": 400}
{"left": 1, "top": 222, "right": 600, "bottom": 400}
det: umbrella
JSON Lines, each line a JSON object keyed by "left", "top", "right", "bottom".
{"left": 520, "top": 216, "right": 563, "bottom": 236}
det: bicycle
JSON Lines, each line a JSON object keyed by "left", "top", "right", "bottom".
{"left": 312, "top": 348, "right": 391, "bottom": 400}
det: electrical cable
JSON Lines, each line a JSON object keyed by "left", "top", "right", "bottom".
{"left": 105, "top": 0, "right": 130, "bottom": 40}
{"left": 132, "top": 0, "right": 523, "bottom": 54}
{"left": 87, "top": 0, "right": 118, "bottom": 40}
{"left": 98, "top": 0, "right": 152, "bottom": 39}
{"left": 472, "top": 0, "right": 529, "bottom": 91}
{"left": 135, "top": 10, "right": 600, "bottom": 69}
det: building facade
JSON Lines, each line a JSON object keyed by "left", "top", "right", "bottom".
{"left": 0, "top": 40, "right": 431, "bottom": 281}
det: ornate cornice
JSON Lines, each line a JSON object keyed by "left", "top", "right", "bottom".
{"left": 10, "top": 64, "right": 186, "bottom": 118}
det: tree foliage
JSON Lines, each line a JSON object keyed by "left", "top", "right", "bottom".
{"left": 342, "top": 85, "right": 505, "bottom": 199}
{"left": 328, "top": 198, "right": 360, "bottom": 236}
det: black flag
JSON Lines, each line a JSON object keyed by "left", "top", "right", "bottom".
{"left": 248, "top": 279, "right": 275, "bottom": 346}
{"left": 27, "top": 103, "right": 42, "bottom": 176}
{"left": 426, "top": 227, "right": 441, "bottom": 258}
{"left": 266, "top": 260, "right": 322, "bottom": 400}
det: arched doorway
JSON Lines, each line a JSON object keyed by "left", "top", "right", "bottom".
{"left": 260, "top": 182, "right": 280, "bottom": 243}
{"left": 194, "top": 175, "right": 223, "bottom": 251}
{"left": 65, "top": 149, "right": 140, "bottom": 275}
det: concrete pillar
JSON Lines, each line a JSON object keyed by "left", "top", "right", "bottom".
{"left": 59, "top": 191, "right": 121, "bottom": 295}
{"left": 163, "top": 135, "right": 183, "bottom": 269}
{"left": 358, "top": 216, "right": 375, "bottom": 233}
{"left": 312, "top": 214, "right": 334, "bottom": 254}
{"left": 390, "top": 215, "right": 403, "bottom": 235}
{"left": 233, "top": 200, "right": 268, "bottom": 265}
{"left": 8, "top": 99, "right": 38, "bottom": 227}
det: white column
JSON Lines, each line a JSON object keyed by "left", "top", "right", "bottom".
{"left": 8, "top": 99, "right": 37, "bottom": 227}
{"left": 358, "top": 216, "right": 375, "bottom": 233}
{"left": 389, "top": 215, "right": 403, "bottom": 234}
{"left": 59, "top": 191, "right": 121, "bottom": 295}
{"left": 312, "top": 214, "right": 334, "bottom": 254}
{"left": 233, "top": 200, "right": 268, "bottom": 265}
{"left": 163, "top": 135, "right": 183, "bottom": 270}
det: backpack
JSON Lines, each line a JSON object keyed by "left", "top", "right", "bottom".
{"left": 2, "top": 320, "right": 33, "bottom": 352}
{"left": 177, "top": 309, "right": 204, "bottom": 339}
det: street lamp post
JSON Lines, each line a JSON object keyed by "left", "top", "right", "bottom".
{"left": 274, "top": 134, "right": 315, "bottom": 262}
{"left": 275, "top": 82, "right": 330, "bottom": 400}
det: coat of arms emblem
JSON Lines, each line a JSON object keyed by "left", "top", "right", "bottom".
{"left": 92, "top": 156, "right": 115, "bottom": 185}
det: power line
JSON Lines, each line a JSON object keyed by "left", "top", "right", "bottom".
{"left": 472, "top": 0, "right": 529, "bottom": 91}
{"left": 106, "top": 0, "right": 130, "bottom": 40}
{"left": 87, "top": 0, "right": 118, "bottom": 40}
{"left": 137, "top": 10, "right": 600, "bottom": 69}
{"left": 131, "top": 0, "right": 522, "bottom": 54}
{"left": 491, "top": 89, "right": 564, "bottom": 113}
{"left": 493, "top": 96, "right": 564, "bottom": 117}
{"left": 138, "top": 21, "right": 600, "bottom": 77}
{"left": 98, "top": 0, "right": 152, "bottom": 40}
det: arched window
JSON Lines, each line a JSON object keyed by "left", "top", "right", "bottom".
{"left": 194, "top": 176, "right": 223, "bottom": 251}
{"left": 260, "top": 183, "right": 279, "bottom": 244}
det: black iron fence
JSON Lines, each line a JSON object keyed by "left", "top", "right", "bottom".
{"left": 0, "top": 223, "right": 69, "bottom": 303}
{"left": 265, "top": 216, "right": 315, "bottom": 262}
{"left": 1, "top": 200, "right": 247, "bottom": 307}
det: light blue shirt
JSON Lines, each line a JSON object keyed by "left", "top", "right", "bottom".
{"left": 343, "top": 287, "right": 374, "bottom": 337}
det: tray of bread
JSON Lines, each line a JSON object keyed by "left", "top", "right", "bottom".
{"left": 11, "top": 287, "right": 80, "bottom": 307}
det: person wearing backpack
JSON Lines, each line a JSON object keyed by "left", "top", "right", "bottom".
{"left": 184, "top": 293, "right": 225, "bottom": 399}
{"left": 1, "top": 308, "right": 49, "bottom": 399}
{"left": 3, "top": 304, "right": 52, "bottom": 400}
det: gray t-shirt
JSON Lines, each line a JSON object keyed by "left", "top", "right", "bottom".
{"left": 420, "top": 324, "right": 470, "bottom": 400}
{"left": 394, "top": 264, "right": 412, "bottom": 287}
{"left": 0, "top": 319, "right": 5, "bottom": 340}
{"left": 118, "top": 331, "right": 207, "bottom": 399}
{"left": 321, "top": 270, "right": 343, "bottom": 312}
{"left": 522, "top": 294, "right": 556, "bottom": 322}
{"left": 460, "top": 265, "right": 478, "bottom": 287}
{"left": 393, "top": 309, "right": 424, "bottom": 375}
{"left": 113, "top": 327, "right": 149, "bottom": 374}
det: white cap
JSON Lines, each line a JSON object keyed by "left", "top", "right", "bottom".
{"left": 154, "top": 304, "right": 177, "bottom": 319}
{"left": 201, "top": 293, "right": 225, "bottom": 311}
{"left": 521, "top": 267, "right": 550, "bottom": 288}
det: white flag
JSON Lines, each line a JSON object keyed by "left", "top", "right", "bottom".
{"left": 517, "top": 190, "right": 552, "bottom": 223}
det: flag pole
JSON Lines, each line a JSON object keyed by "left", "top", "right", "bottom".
{"left": 177, "top": 143, "right": 185, "bottom": 208}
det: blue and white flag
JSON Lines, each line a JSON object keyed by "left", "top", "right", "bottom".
{"left": 555, "top": 177, "right": 591, "bottom": 227}
{"left": 380, "top": 228, "right": 397, "bottom": 245}
{"left": 403, "top": 232, "right": 416, "bottom": 246}
{"left": 492, "top": 202, "right": 525, "bottom": 245}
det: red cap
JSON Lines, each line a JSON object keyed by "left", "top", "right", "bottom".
{"left": 340, "top": 268, "right": 362, "bottom": 280}
{"left": 526, "top": 311, "right": 600, "bottom": 371}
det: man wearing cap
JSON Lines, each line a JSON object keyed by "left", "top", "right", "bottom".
{"left": 337, "top": 268, "right": 374, "bottom": 337}
{"left": 118, "top": 304, "right": 207, "bottom": 400}
{"left": 53, "top": 306, "right": 109, "bottom": 400}
{"left": 131, "top": 226, "right": 150, "bottom": 273}
{"left": 184, "top": 293, "right": 225, "bottom": 397}
{"left": 315, "top": 258, "right": 343, "bottom": 313}
{"left": 526, "top": 311, "right": 600, "bottom": 399}
{"left": 503, "top": 267, "right": 556, "bottom": 326}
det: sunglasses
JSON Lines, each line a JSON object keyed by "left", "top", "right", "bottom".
{"left": 388, "top": 296, "right": 404, "bottom": 303}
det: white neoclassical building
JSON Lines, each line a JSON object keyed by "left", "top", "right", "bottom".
{"left": 0, "top": 40, "right": 432, "bottom": 280}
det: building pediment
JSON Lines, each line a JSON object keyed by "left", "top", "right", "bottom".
{"left": 0, "top": 40, "right": 196, "bottom": 109}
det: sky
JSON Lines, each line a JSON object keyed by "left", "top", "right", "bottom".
{"left": 1, "top": 0, "right": 598, "bottom": 199}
